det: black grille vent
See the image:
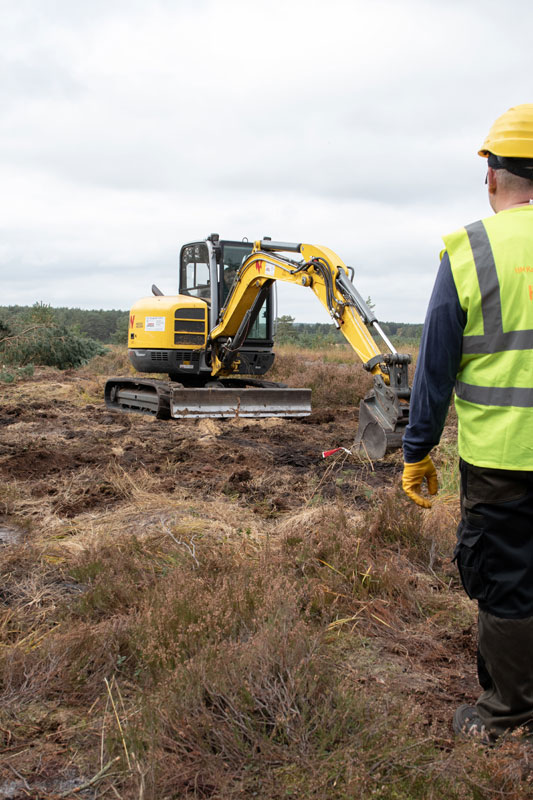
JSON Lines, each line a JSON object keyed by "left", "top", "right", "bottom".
{"left": 174, "top": 333, "right": 205, "bottom": 346}
{"left": 150, "top": 351, "right": 169, "bottom": 361}
{"left": 175, "top": 350, "right": 201, "bottom": 364}
{"left": 174, "top": 319, "right": 205, "bottom": 333}
{"left": 175, "top": 308, "right": 205, "bottom": 320}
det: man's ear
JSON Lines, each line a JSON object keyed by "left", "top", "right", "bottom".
{"left": 487, "top": 166, "right": 498, "bottom": 194}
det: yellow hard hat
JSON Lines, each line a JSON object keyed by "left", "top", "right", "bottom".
{"left": 479, "top": 104, "right": 533, "bottom": 159}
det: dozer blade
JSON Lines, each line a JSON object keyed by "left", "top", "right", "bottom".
{"left": 170, "top": 387, "right": 311, "bottom": 419}
{"left": 355, "top": 375, "right": 409, "bottom": 460}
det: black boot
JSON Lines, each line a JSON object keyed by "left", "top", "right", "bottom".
{"left": 474, "top": 610, "right": 533, "bottom": 736}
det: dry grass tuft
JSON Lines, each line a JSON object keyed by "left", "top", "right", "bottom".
{"left": 76, "top": 345, "right": 134, "bottom": 376}
{"left": 270, "top": 346, "right": 373, "bottom": 407}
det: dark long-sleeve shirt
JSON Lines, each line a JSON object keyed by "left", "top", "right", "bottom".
{"left": 402, "top": 252, "right": 467, "bottom": 463}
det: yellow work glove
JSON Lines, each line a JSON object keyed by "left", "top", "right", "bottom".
{"left": 402, "top": 455, "right": 438, "bottom": 508}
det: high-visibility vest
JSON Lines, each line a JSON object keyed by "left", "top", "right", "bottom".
{"left": 444, "top": 205, "right": 533, "bottom": 470}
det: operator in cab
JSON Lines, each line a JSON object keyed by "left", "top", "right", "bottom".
{"left": 402, "top": 105, "right": 533, "bottom": 743}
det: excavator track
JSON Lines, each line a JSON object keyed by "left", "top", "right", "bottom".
{"left": 104, "top": 378, "right": 172, "bottom": 419}
{"left": 104, "top": 377, "right": 311, "bottom": 419}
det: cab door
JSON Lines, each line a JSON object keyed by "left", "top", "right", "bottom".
{"left": 179, "top": 242, "right": 211, "bottom": 301}
{"left": 219, "top": 240, "right": 274, "bottom": 346}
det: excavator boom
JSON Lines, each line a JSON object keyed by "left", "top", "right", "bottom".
{"left": 209, "top": 242, "right": 382, "bottom": 372}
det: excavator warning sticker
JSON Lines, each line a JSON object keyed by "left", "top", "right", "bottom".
{"left": 264, "top": 264, "right": 275, "bottom": 276}
{"left": 145, "top": 316, "right": 166, "bottom": 332}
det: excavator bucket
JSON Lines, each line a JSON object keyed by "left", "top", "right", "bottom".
{"left": 170, "top": 386, "right": 311, "bottom": 419}
{"left": 355, "top": 373, "right": 410, "bottom": 461}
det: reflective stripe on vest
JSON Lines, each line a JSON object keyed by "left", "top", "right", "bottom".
{"left": 455, "top": 380, "right": 533, "bottom": 407}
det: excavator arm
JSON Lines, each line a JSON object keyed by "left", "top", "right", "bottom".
{"left": 208, "top": 240, "right": 411, "bottom": 459}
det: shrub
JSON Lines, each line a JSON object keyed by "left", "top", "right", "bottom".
{"left": 0, "top": 364, "right": 34, "bottom": 383}
{"left": 0, "top": 303, "right": 106, "bottom": 370}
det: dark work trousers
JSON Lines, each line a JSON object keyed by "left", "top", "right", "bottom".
{"left": 454, "top": 459, "right": 533, "bottom": 735}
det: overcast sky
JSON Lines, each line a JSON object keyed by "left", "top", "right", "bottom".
{"left": 1, "top": 0, "right": 532, "bottom": 324}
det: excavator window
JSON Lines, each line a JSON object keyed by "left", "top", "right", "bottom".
{"left": 220, "top": 243, "right": 253, "bottom": 303}
{"left": 248, "top": 305, "right": 268, "bottom": 339}
{"left": 219, "top": 241, "right": 271, "bottom": 343}
{"left": 180, "top": 243, "right": 211, "bottom": 301}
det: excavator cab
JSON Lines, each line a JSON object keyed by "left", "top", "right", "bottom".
{"left": 181, "top": 235, "right": 275, "bottom": 378}
{"left": 179, "top": 236, "right": 274, "bottom": 340}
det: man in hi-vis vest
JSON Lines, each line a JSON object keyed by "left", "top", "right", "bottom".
{"left": 402, "top": 105, "right": 533, "bottom": 743}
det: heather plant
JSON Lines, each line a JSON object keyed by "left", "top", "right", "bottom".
{"left": 270, "top": 346, "right": 373, "bottom": 406}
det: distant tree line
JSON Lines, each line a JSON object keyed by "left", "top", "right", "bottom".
{"left": 275, "top": 316, "right": 422, "bottom": 348}
{"left": 0, "top": 305, "right": 128, "bottom": 344}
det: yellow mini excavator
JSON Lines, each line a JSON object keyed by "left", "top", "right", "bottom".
{"left": 105, "top": 234, "right": 411, "bottom": 459}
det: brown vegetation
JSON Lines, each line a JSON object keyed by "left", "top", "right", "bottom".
{"left": 0, "top": 347, "right": 531, "bottom": 799}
